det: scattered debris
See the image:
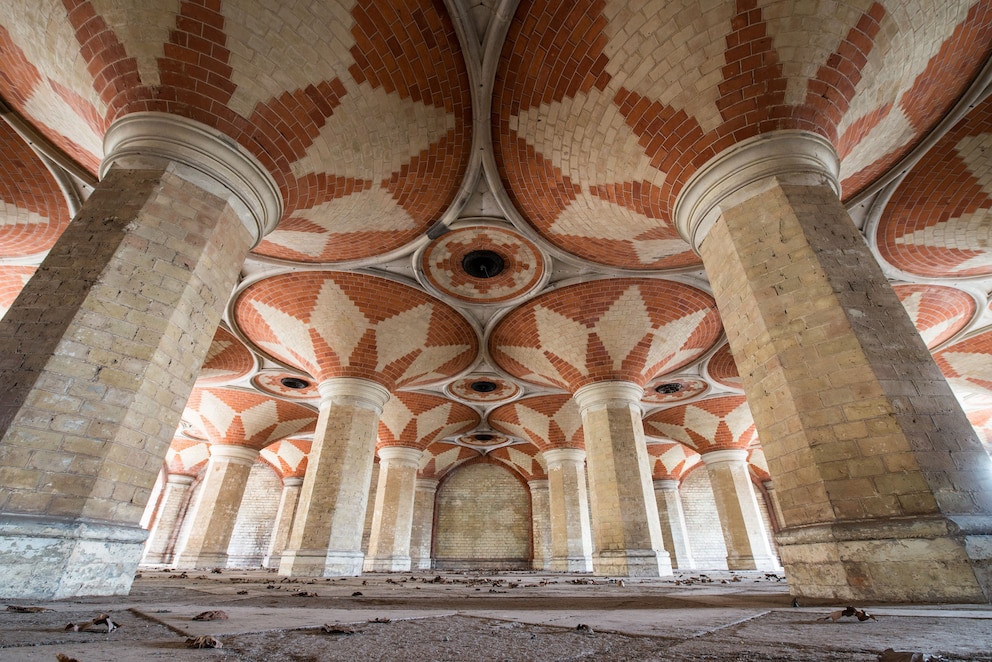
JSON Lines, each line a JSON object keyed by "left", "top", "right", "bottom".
{"left": 368, "top": 617, "right": 391, "bottom": 624}
{"left": 186, "top": 635, "right": 223, "bottom": 649}
{"left": 6, "top": 605, "right": 52, "bottom": 613}
{"left": 352, "top": 591, "right": 363, "bottom": 597}
{"left": 820, "top": 606, "right": 877, "bottom": 622}
{"left": 877, "top": 649, "right": 948, "bottom": 662}
{"left": 236, "top": 590, "right": 248, "bottom": 595}
{"left": 292, "top": 591, "right": 318, "bottom": 597}
{"left": 617, "top": 579, "right": 625, "bottom": 587}
{"left": 322, "top": 623, "right": 358, "bottom": 635}
{"left": 55, "top": 654, "right": 80, "bottom": 662}
{"left": 133, "top": 573, "right": 142, "bottom": 579}
{"left": 575, "top": 623, "right": 594, "bottom": 635}
{"left": 65, "top": 613, "right": 119, "bottom": 633}
{"left": 168, "top": 572, "right": 188, "bottom": 579}
{"left": 192, "top": 610, "right": 228, "bottom": 621}
{"left": 211, "top": 568, "right": 223, "bottom": 574}
{"left": 792, "top": 597, "right": 800, "bottom": 608}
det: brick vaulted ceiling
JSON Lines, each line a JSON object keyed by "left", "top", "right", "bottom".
{"left": 2, "top": 1, "right": 992, "bottom": 481}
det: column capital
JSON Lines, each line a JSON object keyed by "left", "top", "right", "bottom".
{"left": 208, "top": 444, "right": 260, "bottom": 465}
{"left": 282, "top": 477, "right": 305, "bottom": 488}
{"left": 101, "top": 112, "right": 282, "bottom": 246}
{"left": 317, "top": 377, "right": 390, "bottom": 413}
{"left": 527, "top": 478, "right": 550, "bottom": 491}
{"left": 700, "top": 448, "right": 750, "bottom": 466}
{"left": 165, "top": 473, "right": 196, "bottom": 486}
{"left": 415, "top": 478, "right": 439, "bottom": 492}
{"left": 673, "top": 130, "right": 839, "bottom": 252}
{"left": 573, "top": 380, "right": 644, "bottom": 413}
{"left": 542, "top": 447, "right": 587, "bottom": 468}
{"left": 376, "top": 446, "right": 423, "bottom": 467}
{"left": 653, "top": 478, "right": 680, "bottom": 492}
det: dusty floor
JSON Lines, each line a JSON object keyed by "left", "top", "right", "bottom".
{"left": 2, "top": 569, "right": 991, "bottom": 661}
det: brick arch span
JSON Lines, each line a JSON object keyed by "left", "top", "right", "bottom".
{"left": 646, "top": 441, "right": 702, "bottom": 482}
{"left": 892, "top": 284, "right": 977, "bottom": 348}
{"left": 378, "top": 391, "right": 481, "bottom": 451}
{"left": 493, "top": 0, "right": 992, "bottom": 270}
{"left": 233, "top": 270, "right": 479, "bottom": 390}
{"left": 489, "top": 394, "right": 584, "bottom": 451}
{"left": 182, "top": 387, "right": 318, "bottom": 450}
{"left": 196, "top": 326, "right": 256, "bottom": 385}
{"left": 259, "top": 437, "right": 312, "bottom": 480}
{"left": 0, "top": 0, "right": 472, "bottom": 262}
{"left": 643, "top": 395, "right": 757, "bottom": 454}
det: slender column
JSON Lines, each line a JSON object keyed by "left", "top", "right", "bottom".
{"left": 528, "top": 479, "right": 552, "bottom": 570}
{"left": 700, "top": 450, "right": 778, "bottom": 570}
{"left": 653, "top": 479, "right": 696, "bottom": 570}
{"left": 677, "top": 131, "right": 992, "bottom": 602}
{"left": 0, "top": 113, "right": 279, "bottom": 599}
{"left": 279, "top": 378, "right": 389, "bottom": 577}
{"left": 263, "top": 477, "right": 303, "bottom": 569}
{"left": 762, "top": 480, "right": 784, "bottom": 532}
{"left": 410, "top": 478, "right": 438, "bottom": 570}
{"left": 365, "top": 447, "right": 422, "bottom": 572}
{"left": 172, "top": 446, "right": 259, "bottom": 569}
{"left": 543, "top": 448, "right": 593, "bottom": 572}
{"left": 142, "top": 474, "right": 195, "bottom": 564}
{"left": 574, "top": 382, "right": 672, "bottom": 577}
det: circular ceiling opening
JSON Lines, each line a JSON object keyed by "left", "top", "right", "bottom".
{"left": 462, "top": 250, "right": 505, "bottom": 279}
{"left": 470, "top": 380, "right": 499, "bottom": 393}
{"left": 655, "top": 383, "right": 684, "bottom": 395}
{"left": 474, "top": 434, "right": 495, "bottom": 442}
{"left": 280, "top": 377, "right": 310, "bottom": 390}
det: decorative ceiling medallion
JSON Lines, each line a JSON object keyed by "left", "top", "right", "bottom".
{"left": 643, "top": 376, "right": 708, "bottom": 404}
{"left": 420, "top": 225, "right": 545, "bottom": 304}
{"left": 253, "top": 371, "right": 320, "bottom": 400}
{"left": 447, "top": 375, "right": 521, "bottom": 403}
{"left": 457, "top": 432, "right": 510, "bottom": 448}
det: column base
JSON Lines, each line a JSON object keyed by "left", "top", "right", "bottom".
{"left": 173, "top": 552, "right": 230, "bottom": 570}
{"left": 363, "top": 555, "right": 412, "bottom": 572}
{"left": 551, "top": 556, "right": 593, "bottom": 573}
{"left": 412, "top": 558, "right": 434, "bottom": 570}
{"left": 726, "top": 553, "right": 781, "bottom": 572}
{"left": 279, "top": 549, "right": 365, "bottom": 577}
{"left": 777, "top": 516, "right": 992, "bottom": 603}
{"left": 0, "top": 514, "right": 148, "bottom": 600}
{"left": 592, "top": 549, "right": 673, "bottom": 578}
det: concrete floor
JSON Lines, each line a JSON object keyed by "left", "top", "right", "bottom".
{"left": 2, "top": 569, "right": 990, "bottom": 661}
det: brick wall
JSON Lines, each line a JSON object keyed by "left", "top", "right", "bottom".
{"left": 226, "top": 461, "right": 281, "bottom": 568}
{"left": 680, "top": 468, "right": 728, "bottom": 570}
{"left": 433, "top": 461, "right": 531, "bottom": 570}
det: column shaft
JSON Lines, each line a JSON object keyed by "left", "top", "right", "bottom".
{"left": 279, "top": 378, "right": 389, "bottom": 577}
{"left": 528, "top": 479, "right": 552, "bottom": 571}
{"left": 410, "top": 479, "right": 438, "bottom": 570}
{"left": 365, "top": 447, "right": 421, "bottom": 572}
{"left": 263, "top": 477, "right": 303, "bottom": 569}
{"left": 653, "top": 479, "right": 696, "bottom": 570}
{"left": 575, "top": 382, "right": 672, "bottom": 577}
{"left": 544, "top": 449, "right": 593, "bottom": 572}
{"left": 142, "top": 474, "right": 195, "bottom": 564}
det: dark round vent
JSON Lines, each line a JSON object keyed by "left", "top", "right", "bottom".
{"left": 470, "top": 380, "right": 499, "bottom": 393}
{"left": 280, "top": 377, "right": 310, "bottom": 390}
{"left": 462, "top": 250, "right": 505, "bottom": 279}
{"left": 474, "top": 434, "right": 495, "bottom": 442}
{"left": 655, "top": 382, "right": 684, "bottom": 395}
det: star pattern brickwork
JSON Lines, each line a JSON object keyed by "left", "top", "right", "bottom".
{"left": 489, "top": 395, "right": 584, "bottom": 451}
{"left": 182, "top": 387, "right": 318, "bottom": 450}
{"left": 643, "top": 395, "right": 757, "bottom": 453}
{"left": 378, "top": 391, "right": 480, "bottom": 450}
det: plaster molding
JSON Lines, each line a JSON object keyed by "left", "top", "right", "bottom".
{"left": 208, "top": 444, "right": 260, "bottom": 464}
{"left": 317, "top": 377, "right": 391, "bottom": 413}
{"left": 377, "top": 446, "right": 424, "bottom": 467}
{"left": 542, "top": 448, "right": 587, "bottom": 468}
{"left": 573, "top": 381, "right": 644, "bottom": 413}
{"left": 700, "top": 448, "right": 750, "bottom": 466}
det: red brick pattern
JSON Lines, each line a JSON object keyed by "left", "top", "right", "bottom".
{"left": 747, "top": 446, "right": 770, "bottom": 482}
{"left": 893, "top": 284, "right": 975, "bottom": 348}
{"left": 182, "top": 387, "right": 318, "bottom": 450}
{"left": 419, "top": 440, "right": 480, "bottom": 479}
{"left": 642, "top": 376, "right": 709, "bottom": 405}
{"left": 934, "top": 328, "right": 992, "bottom": 398}
{"left": 259, "top": 437, "right": 312, "bottom": 479}
{"left": 251, "top": 371, "right": 320, "bottom": 400}
{"left": 490, "top": 278, "right": 722, "bottom": 390}
{"left": 0, "top": 265, "right": 36, "bottom": 316}
{"left": 233, "top": 271, "right": 477, "bottom": 389}
{"left": 489, "top": 394, "right": 584, "bottom": 451}
{"left": 643, "top": 395, "right": 756, "bottom": 453}
{"left": 195, "top": 326, "right": 255, "bottom": 384}
{"left": 447, "top": 376, "right": 521, "bottom": 404}
{"left": 420, "top": 226, "right": 546, "bottom": 304}
{"left": 378, "top": 391, "right": 480, "bottom": 450}
{"left": 876, "top": 96, "right": 992, "bottom": 278}
{"left": 0, "top": 120, "right": 71, "bottom": 257}
{"left": 706, "top": 343, "right": 742, "bottom": 390}
{"left": 646, "top": 441, "right": 700, "bottom": 481}
{"left": 487, "top": 442, "right": 547, "bottom": 481}
{"left": 165, "top": 437, "right": 211, "bottom": 476}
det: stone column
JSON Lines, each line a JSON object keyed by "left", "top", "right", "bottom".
{"left": 762, "top": 480, "right": 784, "bottom": 532}
{"left": 365, "top": 447, "right": 422, "bottom": 572}
{"left": 142, "top": 474, "right": 195, "bottom": 564}
{"left": 0, "top": 113, "right": 280, "bottom": 599}
{"left": 573, "top": 382, "right": 672, "bottom": 577}
{"left": 543, "top": 448, "right": 593, "bottom": 572}
{"left": 263, "top": 477, "right": 304, "bottom": 569}
{"left": 675, "top": 131, "right": 992, "bottom": 602}
{"left": 279, "top": 378, "right": 390, "bottom": 577}
{"left": 173, "top": 445, "right": 259, "bottom": 569}
{"left": 653, "top": 479, "right": 696, "bottom": 570}
{"left": 410, "top": 478, "right": 438, "bottom": 570}
{"left": 528, "top": 479, "right": 552, "bottom": 571}
{"left": 700, "top": 450, "right": 778, "bottom": 570}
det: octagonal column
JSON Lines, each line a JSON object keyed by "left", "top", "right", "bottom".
{"left": 0, "top": 113, "right": 279, "bottom": 599}
{"left": 279, "top": 378, "right": 389, "bottom": 577}
{"left": 676, "top": 131, "right": 992, "bottom": 602}
{"left": 142, "top": 474, "right": 195, "bottom": 565}
{"left": 263, "top": 477, "right": 304, "bottom": 569}
{"left": 528, "top": 479, "right": 552, "bottom": 570}
{"left": 543, "top": 449, "right": 593, "bottom": 572}
{"left": 653, "top": 479, "right": 696, "bottom": 570}
{"left": 574, "top": 382, "right": 672, "bottom": 577}
{"left": 410, "top": 478, "right": 438, "bottom": 570}
{"left": 365, "top": 447, "right": 422, "bottom": 572}
{"left": 173, "top": 445, "right": 259, "bottom": 569}
{"left": 700, "top": 450, "right": 778, "bottom": 571}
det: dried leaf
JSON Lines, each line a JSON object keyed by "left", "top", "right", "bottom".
{"left": 236, "top": 590, "right": 248, "bottom": 595}
{"left": 878, "top": 649, "right": 927, "bottom": 662}
{"left": 55, "top": 654, "right": 81, "bottom": 662}
{"left": 6, "top": 605, "right": 52, "bottom": 613}
{"left": 351, "top": 591, "right": 363, "bottom": 597}
{"left": 65, "top": 613, "right": 118, "bottom": 633}
{"left": 192, "top": 610, "right": 228, "bottom": 621}
{"left": 322, "top": 623, "right": 357, "bottom": 634}
{"left": 368, "top": 617, "right": 391, "bottom": 623}
{"left": 855, "top": 608, "right": 877, "bottom": 621}
{"left": 186, "top": 635, "right": 223, "bottom": 649}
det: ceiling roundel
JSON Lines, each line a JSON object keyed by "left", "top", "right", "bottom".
{"left": 489, "top": 394, "right": 584, "bottom": 451}
{"left": 489, "top": 278, "right": 722, "bottom": 391}
{"left": 643, "top": 395, "right": 756, "bottom": 454}
{"left": 893, "top": 284, "right": 976, "bottom": 348}
{"left": 182, "top": 387, "right": 318, "bottom": 450}
{"left": 252, "top": 371, "right": 320, "bottom": 400}
{"left": 233, "top": 270, "right": 478, "bottom": 389}
{"left": 493, "top": 0, "right": 992, "bottom": 270}
{"left": 196, "top": 327, "right": 256, "bottom": 385}
{"left": 447, "top": 375, "right": 521, "bottom": 404}
{"left": 378, "top": 391, "right": 481, "bottom": 451}
{"left": 876, "top": 96, "right": 992, "bottom": 279}
{"left": 643, "top": 376, "right": 709, "bottom": 405}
